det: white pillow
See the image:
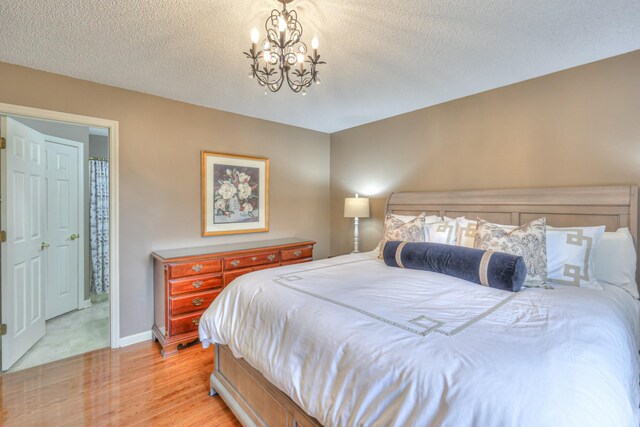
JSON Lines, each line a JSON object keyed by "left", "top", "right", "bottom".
{"left": 455, "top": 217, "right": 477, "bottom": 247}
{"left": 595, "top": 228, "right": 638, "bottom": 298}
{"left": 546, "top": 225, "right": 605, "bottom": 289}
{"left": 425, "top": 219, "right": 457, "bottom": 245}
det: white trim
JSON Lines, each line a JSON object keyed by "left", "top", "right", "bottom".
{"left": 80, "top": 299, "right": 93, "bottom": 310}
{"left": 118, "top": 330, "right": 152, "bottom": 347}
{"left": 42, "top": 135, "right": 85, "bottom": 313}
{"left": 0, "top": 102, "right": 121, "bottom": 348}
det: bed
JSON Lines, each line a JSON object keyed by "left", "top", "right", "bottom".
{"left": 199, "top": 186, "right": 640, "bottom": 426}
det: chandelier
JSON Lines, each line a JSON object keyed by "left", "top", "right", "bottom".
{"left": 244, "top": 0, "right": 325, "bottom": 95}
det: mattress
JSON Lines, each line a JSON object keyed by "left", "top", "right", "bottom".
{"left": 199, "top": 252, "right": 640, "bottom": 426}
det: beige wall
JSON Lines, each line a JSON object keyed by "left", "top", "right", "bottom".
{"left": 330, "top": 50, "right": 640, "bottom": 255}
{"left": 0, "top": 62, "right": 330, "bottom": 338}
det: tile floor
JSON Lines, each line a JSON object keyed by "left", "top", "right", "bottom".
{"left": 7, "top": 301, "right": 109, "bottom": 373}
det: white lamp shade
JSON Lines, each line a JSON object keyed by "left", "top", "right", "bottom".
{"left": 344, "top": 197, "right": 370, "bottom": 218}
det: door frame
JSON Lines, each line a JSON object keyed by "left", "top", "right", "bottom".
{"left": 43, "top": 136, "right": 85, "bottom": 313}
{"left": 0, "top": 102, "right": 121, "bottom": 348}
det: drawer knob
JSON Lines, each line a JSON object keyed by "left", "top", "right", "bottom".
{"left": 267, "top": 254, "right": 276, "bottom": 262}
{"left": 192, "top": 317, "right": 200, "bottom": 326}
{"left": 192, "top": 297, "right": 204, "bottom": 306}
{"left": 192, "top": 264, "right": 203, "bottom": 273}
{"left": 294, "top": 250, "right": 302, "bottom": 257}
{"left": 251, "top": 256, "right": 257, "bottom": 261}
{"left": 192, "top": 280, "right": 203, "bottom": 289}
{"left": 231, "top": 259, "right": 240, "bottom": 267}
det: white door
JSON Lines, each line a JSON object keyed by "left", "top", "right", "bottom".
{"left": 44, "top": 139, "right": 81, "bottom": 320}
{"left": 1, "top": 117, "right": 46, "bottom": 371}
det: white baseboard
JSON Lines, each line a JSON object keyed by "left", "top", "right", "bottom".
{"left": 80, "top": 299, "right": 92, "bottom": 309}
{"left": 118, "top": 330, "right": 152, "bottom": 347}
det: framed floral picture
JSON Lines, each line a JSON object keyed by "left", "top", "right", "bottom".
{"left": 201, "top": 151, "right": 269, "bottom": 236}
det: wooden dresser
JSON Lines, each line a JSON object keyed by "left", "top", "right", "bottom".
{"left": 151, "top": 238, "right": 315, "bottom": 357}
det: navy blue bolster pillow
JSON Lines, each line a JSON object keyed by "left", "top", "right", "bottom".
{"left": 383, "top": 241, "right": 527, "bottom": 292}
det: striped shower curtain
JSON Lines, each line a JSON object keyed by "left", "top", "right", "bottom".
{"left": 90, "top": 159, "right": 110, "bottom": 294}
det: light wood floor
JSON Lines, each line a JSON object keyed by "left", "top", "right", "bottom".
{"left": 0, "top": 340, "right": 241, "bottom": 426}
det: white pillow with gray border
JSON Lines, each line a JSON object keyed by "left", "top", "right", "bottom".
{"left": 425, "top": 219, "right": 457, "bottom": 245}
{"left": 546, "top": 225, "right": 605, "bottom": 289}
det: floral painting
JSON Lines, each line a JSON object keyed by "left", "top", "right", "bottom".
{"left": 213, "top": 165, "right": 259, "bottom": 224}
{"left": 202, "top": 152, "right": 269, "bottom": 236}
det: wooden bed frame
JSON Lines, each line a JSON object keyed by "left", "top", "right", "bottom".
{"left": 209, "top": 185, "right": 638, "bottom": 426}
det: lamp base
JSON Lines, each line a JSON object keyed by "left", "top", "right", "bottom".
{"left": 352, "top": 217, "right": 360, "bottom": 253}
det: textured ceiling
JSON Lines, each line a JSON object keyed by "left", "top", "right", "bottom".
{"left": 0, "top": 0, "right": 638, "bottom": 133}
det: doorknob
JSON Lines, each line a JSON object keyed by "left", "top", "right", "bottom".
{"left": 70, "top": 233, "right": 80, "bottom": 241}
{"left": 41, "top": 242, "right": 50, "bottom": 250}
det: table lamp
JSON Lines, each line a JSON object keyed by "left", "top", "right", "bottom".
{"left": 344, "top": 193, "right": 370, "bottom": 253}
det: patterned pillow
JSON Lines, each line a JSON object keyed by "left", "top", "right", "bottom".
{"left": 474, "top": 218, "right": 547, "bottom": 284}
{"left": 378, "top": 213, "right": 426, "bottom": 258}
{"left": 547, "top": 225, "right": 605, "bottom": 288}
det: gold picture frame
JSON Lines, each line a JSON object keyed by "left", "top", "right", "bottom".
{"left": 201, "top": 151, "right": 269, "bottom": 236}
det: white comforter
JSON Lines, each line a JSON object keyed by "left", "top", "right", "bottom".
{"left": 199, "top": 252, "right": 640, "bottom": 427}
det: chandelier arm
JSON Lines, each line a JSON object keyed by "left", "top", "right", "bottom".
{"left": 287, "top": 64, "right": 315, "bottom": 91}
{"left": 268, "top": 76, "right": 285, "bottom": 92}
{"left": 259, "top": 62, "right": 286, "bottom": 92}
{"left": 255, "top": 68, "right": 284, "bottom": 90}
{"left": 254, "top": 72, "right": 271, "bottom": 87}
{"left": 250, "top": 45, "right": 287, "bottom": 90}
{"left": 251, "top": 56, "right": 270, "bottom": 84}
{"left": 285, "top": 69, "right": 305, "bottom": 92}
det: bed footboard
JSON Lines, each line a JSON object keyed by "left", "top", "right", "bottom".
{"left": 211, "top": 344, "right": 321, "bottom": 427}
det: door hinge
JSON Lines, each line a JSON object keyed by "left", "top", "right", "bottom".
{"left": 0, "top": 137, "right": 5, "bottom": 149}
{"left": 0, "top": 231, "right": 6, "bottom": 242}
{"left": 0, "top": 324, "right": 7, "bottom": 336}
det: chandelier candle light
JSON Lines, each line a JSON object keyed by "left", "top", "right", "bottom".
{"left": 245, "top": 0, "right": 325, "bottom": 95}
{"left": 344, "top": 194, "right": 370, "bottom": 253}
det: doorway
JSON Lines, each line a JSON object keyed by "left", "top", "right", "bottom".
{"left": 0, "top": 105, "right": 120, "bottom": 372}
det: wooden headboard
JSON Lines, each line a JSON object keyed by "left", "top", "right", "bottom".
{"left": 386, "top": 186, "right": 638, "bottom": 244}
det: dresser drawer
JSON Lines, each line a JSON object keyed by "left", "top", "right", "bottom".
{"left": 169, "top": 259, "right": 222, "bottom": 279}
{"left": 170, "top": 290, "right": 221, "bottom": 316}
{"left": 281, "top": 258, "right": 312, "bottom": 266}
{"left": 169, "top": 275, "right": 222, "bottom": 296}
{"left": 223, "top": 267, "right": 253, "bottom": 286}
{"left": 224, "top": 251, "right": 278, "bottom": 270}
{"left": 281, "top": 245, "right": 313, "bottom": 262}
{"left": 169, "top": 312, "right": 203, "bottom": 336}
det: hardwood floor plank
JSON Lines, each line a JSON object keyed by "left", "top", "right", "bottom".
{"left": 0, "top": 341, "right": 241, "bottom": 427}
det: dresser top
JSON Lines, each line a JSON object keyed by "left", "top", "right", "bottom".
{"left": 152, "top": 237, "right": 315, "bottom": 261}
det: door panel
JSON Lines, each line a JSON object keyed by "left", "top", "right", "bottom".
{"left": 45, "top": 140, "right": 80, "bottom": 320}
{"left": 30, "top": 175, "right": 42, "bottom": 238}
{"left": 30, "top": 256, "right": 43, "bottom": 321}
{"left": 1, "top": 117, "right": 46, "bottom": 371}
{"left": 13, "top": 171, "right": 26, "bottom": 241}
{"left": 13, "top": 263, "right": 26, "bottom": 335}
